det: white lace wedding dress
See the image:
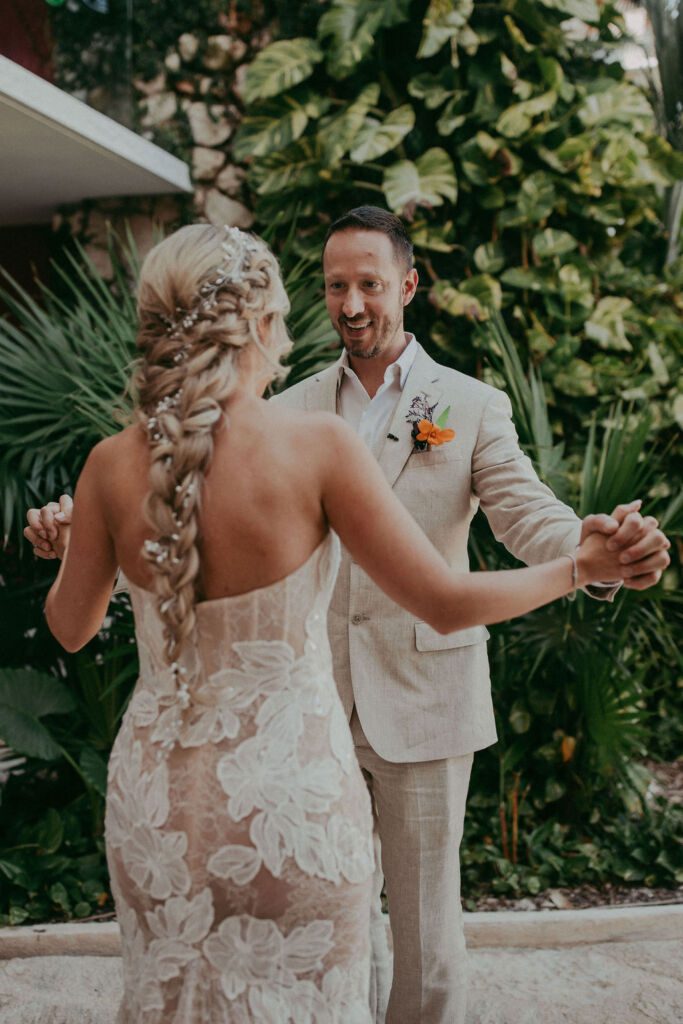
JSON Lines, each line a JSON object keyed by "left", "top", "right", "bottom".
{"left": 105, "top": 533, "right": 374, "bottom": 1023}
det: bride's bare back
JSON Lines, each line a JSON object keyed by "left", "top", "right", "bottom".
{"left": 99, "top": 396, "right": 331, "bottom": 600}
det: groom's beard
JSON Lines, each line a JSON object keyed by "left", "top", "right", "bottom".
{"left": 336, "top": 299, "right": 404, "bottom": 360}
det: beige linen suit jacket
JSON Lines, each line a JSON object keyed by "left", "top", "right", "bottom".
{"left": 275, "top": 343, "right": 582, "bottom": 763}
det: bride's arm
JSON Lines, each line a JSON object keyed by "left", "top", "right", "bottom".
{"left": 39, "top": 445, "right": 119, "bottom": 651}
{"left": 318, "top": 416, "right": 630, "bottom": 634}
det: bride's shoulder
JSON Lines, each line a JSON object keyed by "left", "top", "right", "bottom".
{"left": 262, "top": 402, "right": 339, "bottom": 432}
{"left": 81, "top": 425, "right": 148, "bottom": 484}
{"left": 258, "top": 405, "right": 356, "bottom": 464}
{"left": 90, "top": 424, "right": 145, "bottom": 458}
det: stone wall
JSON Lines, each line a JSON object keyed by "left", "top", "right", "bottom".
{"left": 57, "top": 17, "right": 269, "bottom": 278}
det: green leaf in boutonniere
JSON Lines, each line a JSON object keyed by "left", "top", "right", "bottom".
{"left": 435, "top": 404, "right": 451, "bottom": 428}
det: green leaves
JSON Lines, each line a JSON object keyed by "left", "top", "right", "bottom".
{"left": 350, "top": 104, "right": 415, "bottom": 163}
{"left": 232, "top": 92, "right": 330, "bottom": 162}
{"left": 431, "top": 280, "right": 485, "bottom": 319}
{"left": 79, "top": 746, "right": 108, "bottom": 797}
{"left": 418, "top": 0, "right": 474, "bottom": 59}
{"left": 496, "top": 90, "right": 557, "bottom": 138}
{"left": 577, "top": 82, "right": 654, "bottom": 130}
{"left": 585, "top": 297, "right": 634, "bottom": 351}
{"left": 243, "top": 39, "right": 323, "bottom": 105}
{"left": 474, "top": 241, "right": 506, "bottom": 274}
{"left": 532, "top": 229, "right": 579, "bottom": 260}
{"left": 383, "top": 147, "right": 457, "bottom": 214}
{"left": 319, "top": 82, "right": 380, "bottom": 165}
{"left": 408, "top": 69, "right": 459, "bottom": 110}
{"left": 249, "top": 138, "right": 327, "bottom": 196}
{"left": 0, "top": 669, "right": 75, "bottom": 761}
{"left": 0, "top": 239, "right": 137, "bottom": 539}
{"left": 538, "top": 0, "right": 600, "bottom": 22}
{"left": 318, "top": 1, "right": 384, "bottom": 80}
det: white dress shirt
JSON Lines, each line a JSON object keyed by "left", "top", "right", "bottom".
{"left": 338, "top": 333, "right": 418, "bottom": 445}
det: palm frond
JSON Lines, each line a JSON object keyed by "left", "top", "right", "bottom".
{"left": 477, "top": 313, "right": 570, "bottom": 500}
{"left": 276, "top": 224, "right": 340, "bottom": 389}
{"left": 578, "top": 404, "right": 655, "bottom": 517}
{"left": 0, "top": 234, "right": 141, "bottom": 540}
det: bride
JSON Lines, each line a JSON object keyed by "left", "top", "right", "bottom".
{"left": 27, "top": 224, "right": 628, "bottom": 1023}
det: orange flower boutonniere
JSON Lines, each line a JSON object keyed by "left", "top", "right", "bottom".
{"left": 416, "top": 419, "right": 455, "bottom": 446}
{"left": 406, "top": 392, "right": 455, "bottom": 452}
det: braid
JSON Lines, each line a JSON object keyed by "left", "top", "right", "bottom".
{"left": 134, "top": 224, "right": 290, "bottom": 680}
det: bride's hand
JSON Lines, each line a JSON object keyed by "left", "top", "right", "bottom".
{"left": 575, "top": 528, "right": 628, "bottom": 588}
{"left": 24, "top": 494, "right": 73, "bottom": 560}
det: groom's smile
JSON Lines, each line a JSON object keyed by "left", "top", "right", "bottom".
{"left": 323, "top": 228, "right": 418, "bottom": 367}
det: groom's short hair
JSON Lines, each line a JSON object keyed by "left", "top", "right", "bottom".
{"left": 323, "top": 206, "right": 414, "bottom": 272}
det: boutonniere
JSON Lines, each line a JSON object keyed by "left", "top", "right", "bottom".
{"left": 406, "top": 392, "right": 455, "bottom": 452}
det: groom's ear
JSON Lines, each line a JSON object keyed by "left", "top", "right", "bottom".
{"left": 402, "top": 268, "right": 419, "bottom": 306}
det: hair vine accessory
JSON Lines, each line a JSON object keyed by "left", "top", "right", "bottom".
{"left": 161, "top": 224, "right": 261, "bottom": 342}
{"left": 145, "top": 226, "right": 261, "bottom": 446}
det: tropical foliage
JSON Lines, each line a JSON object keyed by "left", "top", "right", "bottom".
{"left": 237, "top": 0, "right": 683, "bottom": 456}
{"left": 462, "top": 315, "right": 683, "bottom": 896}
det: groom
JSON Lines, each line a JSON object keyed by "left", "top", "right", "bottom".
{"left": 274, "top": 206, "right": 670, "bottom": 1024}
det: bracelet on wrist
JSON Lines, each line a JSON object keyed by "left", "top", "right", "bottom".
{"left": 563, "top": 551, "right": 578, "bottom": 592}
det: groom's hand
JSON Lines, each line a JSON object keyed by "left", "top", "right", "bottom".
{"left": 580, "top": 500, "right": 671, "bottom": 590}
{"left": 24, "top": 495, "right": 73, "bottom": 560}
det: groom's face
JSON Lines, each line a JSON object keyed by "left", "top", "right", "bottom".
{"left": 323, "top": 229, "right": 416, "bottom": 361}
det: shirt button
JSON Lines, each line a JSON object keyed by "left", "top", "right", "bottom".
{"left": 351, "top": 614, "right": 369, "bottom": 625}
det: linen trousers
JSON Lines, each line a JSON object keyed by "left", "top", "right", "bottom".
{"left": 350, "top": 709, "right": 474, "bottom": 1024}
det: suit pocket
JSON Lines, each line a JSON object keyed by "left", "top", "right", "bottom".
{"left": 406, "top": 449, "right": 463, "bottom": 469}
{"left": 414, "top": 622, "right": 490, "bottom": 652}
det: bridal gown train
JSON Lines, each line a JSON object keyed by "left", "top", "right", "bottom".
{"left": 105, "top": 532, "right": 375, "bottom": 1023}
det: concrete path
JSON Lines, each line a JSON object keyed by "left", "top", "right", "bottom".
{"left": 1, "top": 907, "right": 682, "bottom": 1023}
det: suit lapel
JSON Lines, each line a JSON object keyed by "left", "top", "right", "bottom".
{"left": 304, "top": 359, "right": 343, "bottom": 413}
{"left": 376, "top": 345, "right": 445, "bottom": 488}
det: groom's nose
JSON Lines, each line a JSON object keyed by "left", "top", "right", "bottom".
{"left": 341, "top": 288, "right": 365, "bottom": 317}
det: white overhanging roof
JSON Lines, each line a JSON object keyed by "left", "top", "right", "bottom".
{"left": 0, "top": 57, "right": 192, "bottom": 226}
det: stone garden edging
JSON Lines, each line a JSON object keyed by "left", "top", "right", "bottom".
{"left": 1, "top": 904, "right": 681, "bottom": 959}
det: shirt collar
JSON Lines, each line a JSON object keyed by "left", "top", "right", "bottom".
{"left": 339, "top": 333, "right": 418, "bottom": 391}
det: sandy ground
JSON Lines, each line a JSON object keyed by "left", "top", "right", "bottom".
{"left": 1, "top": 938, "right": 682, "bottom": 1024}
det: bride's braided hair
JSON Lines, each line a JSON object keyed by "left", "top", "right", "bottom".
{"left": 134, "top": 224, "right": 290, "bottom": 683}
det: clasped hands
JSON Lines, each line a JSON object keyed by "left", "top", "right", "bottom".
{"left": 578, "top": 499, "right": 670, "bottom": 590}
{"left": 24, "top": 495, "right": 671, "bottom": 591}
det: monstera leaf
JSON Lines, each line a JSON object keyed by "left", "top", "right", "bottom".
{"left": 243, "top": 39, "right": 323, "bottom": 105}
{"left": 318, "top": 1, "right": 385, "bottom": 80}
{"left": 474, "top": 241, "right": 506, "bottom": 274}
{"left": 538, "top": 0, "right": 600, "bottom": 21}
{"left": 0, "top": 669, "right": 75, "bottom": 761}
{"left": 350, "top": 104, "right": 415, "bottom": 163}
{"left": 554, "top": 358, "right": 598, "bottom": 396}
{"left": 430, "top": 280, "right": 485, "bottom": 319}
{"left": 418, "top": 0, "right": 474, "bottom": 59}
{"left": 410, "top": 219, "right": 457, "bottom": 252}
{"left": 249, "top": 138, "right": 328, "bottom": 195}
{"left": 233, "top": 92, "right": 330, "bottom": 162}
{"left": 408, "top": 68, "right": 459, "bottom": 109}
{"left": 532, "top": 229, "right": 579, "bottom": 260}
{"left": 516, "top": 171, "right": 556, "bottom": 223}
{"left": 383, "top": 148, "right": 457, "bottom": 213}
{"left": 319, "top": 83, "right": 380, "bottom": 165}
{"left": 577, "top": 82, "right": 655, "bottom": 130}
{"left": 437, "top": 95, "right": 469, "bottom": 135}
{"left": 496, "top": 90, "right": 558, "bottom": 138}
{"left": 585, "top": 297, "right": 634, "bottom": 351}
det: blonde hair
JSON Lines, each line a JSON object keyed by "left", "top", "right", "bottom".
{"left": 134, "top": 223, "right": 290, "bottom": 671}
